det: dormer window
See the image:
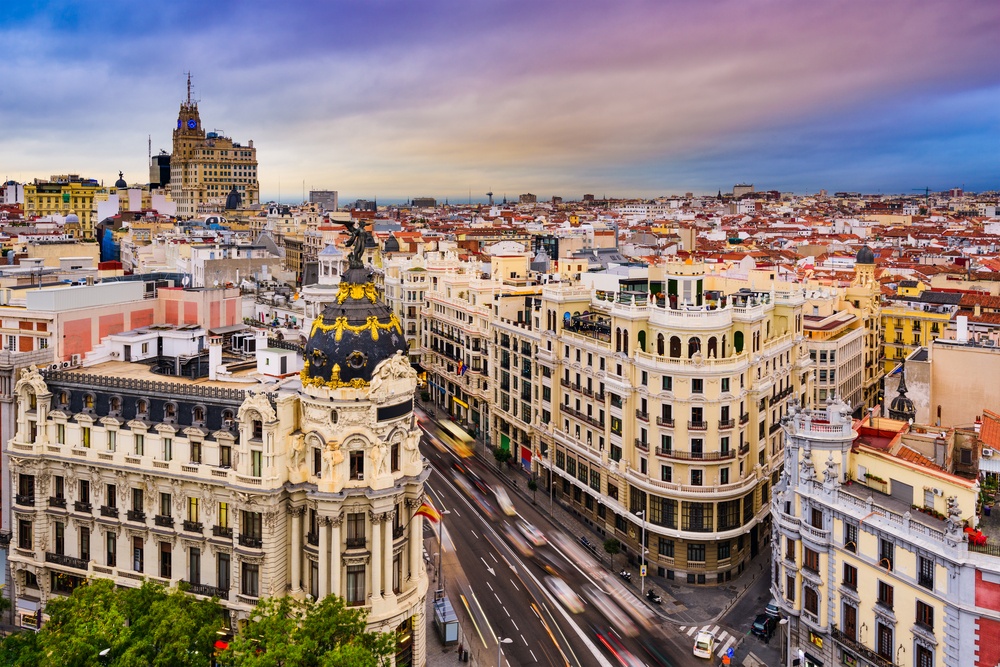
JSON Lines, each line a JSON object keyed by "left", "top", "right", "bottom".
{"left": 28, "top": 393, "right": 37, "bottom": 410}
{"left": 164, "top": 402, "right": 177, "bottom": 422}
{"left": 109, "top": 397, "right": 121, "bottom": 415}
{"left": 84, "top": 394, "right": 95, "bottom": 411}
{"left": 252, "top": 420, "right": 262, "bottom": 440}
{"left": 193, "top": 406, "right": 206, "bottom": 424}
{"left": 136, "top": 399, "right": 149, "bottom": 417}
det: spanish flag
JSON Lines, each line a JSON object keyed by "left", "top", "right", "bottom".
{"left": 414, "top": 501, "right": 442, "bottom": 523}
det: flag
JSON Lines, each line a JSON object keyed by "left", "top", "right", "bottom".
{"left": 456, "top": 360, "right": 465, "bottom": 376}
{"left": 414, "top": 501, "right": 441, "bottom": 523}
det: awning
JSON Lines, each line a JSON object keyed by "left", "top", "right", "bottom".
{"left": 980, "top": 457, "right": 1000, "bottom": 474}
{"left": 209, "top": 324, "right": 249, "bottom": 336}
{"left": 453, "top": 397, "right": 469, "bottom": 409}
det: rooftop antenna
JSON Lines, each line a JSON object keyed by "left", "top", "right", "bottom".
{"left": 186, "top": 71, "right": 192, "bottom": 105}
{"left": 148, "top": 135, "right": 151, "bottom": 163}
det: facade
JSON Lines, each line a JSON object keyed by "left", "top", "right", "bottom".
{"left": 521, "top": 257, "right": 811, "bottom": 583}
{"left": 23, "top": 177, "right": 101, "bottom": 239}
{"left": 309, "top": 190, "right": 339, "bottom": 212}
{"left": 170, "top": 81, "right": 259, "bottom": 218}
{"left": 804, "top": 309, "right": 865, "bottom": 409}
{"left": 881, "top": 301, "right": 954, "bottom": 374}
{"left": 5, "top": 268, "right": 429, "bottom": 664}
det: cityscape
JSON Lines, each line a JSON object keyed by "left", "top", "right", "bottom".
{"left": 1, "top": 2, "right": 1000, "bottom": 667}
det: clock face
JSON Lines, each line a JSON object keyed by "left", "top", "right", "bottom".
{"left": 177, "top": 119, "right": 182, "bottom": 129}
{"left": 187, "top": 119, "right": 197, "bottom": 129}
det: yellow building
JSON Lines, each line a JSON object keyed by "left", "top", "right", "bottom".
{"left": 23, "top": 176, "right": 101, "bottom": 239}
{"left": 881, "top": 284, "right": 956, "bottom": 373}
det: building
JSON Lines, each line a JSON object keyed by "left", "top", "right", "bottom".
{"left": 23, "top": 176, "right": 101, "bottom": 239}
{"left": 520, "top": 257, "right": 811, "bottom": 583}
{"left": 5, "top": 264, "right": 429, "bottom": 664}
{"left": 149, "top": 152, "right": 171, "bottom": 189}
{"left": 771, "top": 400, "right": 984, "bottom": 667}
{"left": 309, "top": 191, "right": 339, "bottom": 212}
{"left": 170, "top": 77, "right": 260, "bottom": 218}
{"left": 518, "top": 193, "right": 537, "bottom": 204}
{"left": 410, "top": 198, "right": 436, "bottom": 209}
{"left": 881, "top": 285, "right": 957, "bottom": 374}
{"left": 804, "top": 307, "right": 865, "bottom": 409}
{"left": 733, "top": 184, "right": 755, "bottom": 198}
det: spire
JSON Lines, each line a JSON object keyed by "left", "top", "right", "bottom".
{"left": 896, "top": 360, "right": 909, "bottom": 395}
{"left": 186, "top": 72, "right": 192, "bottom": 105}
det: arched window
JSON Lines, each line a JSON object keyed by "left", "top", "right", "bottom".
{"left": 615, "top": 328, "right": 622, "bottom": 352}
{"left": 164, "top": 402, "right": 177, "bottom": 421}
{"left": 669, "top": 336, "right": 681, "bottom": 358}
{"left": 84, "top": 393, "right": 95, "bottom": 410}
{"left": 331, "top": 409, "right": 338, "bottom": 424}
{"left": 657, "top": 334, "right": 665, "bottom": 356}
{"left": 623, "top": 335, "right": 629, "bottom": 355}
{"left": 59, "top": 391, "right": 70, "bottom": 407}
{"left": 637, "top": 331, "right": 646, "bottom": 353}
{"left": 707, "top": 337, "right": 718, "bottom": 359}
{"left": 109, "top": 396, "right": 121, "bottom": 414}
{"left": 193, "top": 406, "right": 206, "bottom": 424}
{"left": 136, "top": 399, "right": 148, "bottom": 416}
{"left": 222, "top": 409, "right": 236, "bottom": 430}
{"left": 734, "top": 331, "right": 745, "bottom": 354}
{"left": 688, "top": 337, "right": 701, "bottom": 358}
{"left": 721, "top": 335, "right": 727, "bottom": 358}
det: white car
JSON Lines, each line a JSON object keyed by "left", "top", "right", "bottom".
{"left": 494, "top": 486, "right": 516, "bottom": 516}
{"left": 693, "top": 630, "right": 715, "bottom": 659}
{"left": 517, "top": 520, "right": 547, "bottom": 547}
{"left": 545, "top": 576, "right": 584, "bottom": 614}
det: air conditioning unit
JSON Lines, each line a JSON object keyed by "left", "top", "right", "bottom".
{"left": 71, "top": 354, "right": 81, "bottom": 365}
{"left": 61, "top": 361, "right": 72, "bottom": 368}
{"left": 49, "top": 363, "right": 60, "bottom": 372}
{"left": 110, "top": 351, "right": 119, "bottom": 358}
{"left": 984, "top": 448, "right": 995, "bottom": 458}
{"left": 933, "top": 487, "right": 944, "bottom": 496}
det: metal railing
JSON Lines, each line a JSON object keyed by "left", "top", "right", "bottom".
{"left": 213, "top": 526, "right": 233, "bottom": 539}
{"left": 46, "top": 552, "right": 88, "bottom": 570}
{"left": 238, "top": 535, "right": 263, "bottom": 549}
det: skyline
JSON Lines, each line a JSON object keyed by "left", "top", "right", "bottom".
{"left": 1, "top": 0, "right": 999, "bottom": 203}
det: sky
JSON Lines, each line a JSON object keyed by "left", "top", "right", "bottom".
{"left": 1, "top": 0, "right": 998, "bottom": 203}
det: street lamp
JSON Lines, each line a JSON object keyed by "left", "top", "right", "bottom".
{"left": 635, "top": 510, "right": 647, "bottom": 596}
{"left": 778, "top": 618, "right": 789, "bottom": 667}
{"left": 436, "top": 509, "right": 452, "bottom": 600}
{"left": 497, "top": 636, "right": 513, "bottom": 667}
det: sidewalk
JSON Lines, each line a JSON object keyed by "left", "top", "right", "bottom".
{"left": 478, "top": 448, "right": 771, "bottom": 627}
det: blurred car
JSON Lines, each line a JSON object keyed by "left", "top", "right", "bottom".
{"left": 582, "top": 585, "right": 637, "bottom": 637}
{"left": 693, "top": 630, "right": 715, "bottom": 659}
{"left": 594, "top": 626, "right": 645, "bottom": 667}
{"left": 494, "top": 486, "right": 516, "bottom": 516}
{"left": 517, "top": 519, "right": 547, "bottom": 546}
{"left": 545, "top": 576, "right": 584, "bottom": 614}
{"left": 751, "top": 613, "right": 775, "bottom": 640}
{"left": 503, "top": 523, "right": 534, "bottom": 558}
{"left": 765, "top": 599, "right": 780, "bottom": 618}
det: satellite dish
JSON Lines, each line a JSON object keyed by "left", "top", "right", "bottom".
{"left": 182, "top": 276, "right": 190, "bottom": 287}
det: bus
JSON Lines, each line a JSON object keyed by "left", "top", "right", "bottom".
{"left": 438, "top": 420, "right": 475, "bottom": 458}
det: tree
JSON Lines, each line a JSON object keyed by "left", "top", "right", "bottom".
{"left": 527, "top": 477, "right": 538, "bottom": 503}
{"left": 220, "top": 595, "right": 395, "bottom": 667}
{"left": 493, "top": 446, "right": 512, "bottom": 469}
{"left": 0, "top": 579, "right": 225, "bottom": 667}
{"left": 604, "top": 538, "right": 621, "bottom": 569}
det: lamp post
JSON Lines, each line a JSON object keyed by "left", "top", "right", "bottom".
{"left": 778, "top": 618, "right": 789, "bottom": 667}
{"left": 636, "top": 509, "right": 647, "bottom": 596}
{"left": 436, "top": 509, "right": 452, "bottom": 600}
{"left": 497, "top": 636, "right": 513, "bottom": 667}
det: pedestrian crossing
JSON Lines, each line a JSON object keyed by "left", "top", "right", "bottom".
{"left": 678, "top": 624, "right": 738, "bottom": 659}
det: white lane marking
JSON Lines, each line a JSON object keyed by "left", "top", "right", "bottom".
{"left": 511, "top": 619, "right": 519, "bottom": 631}
{"left": 495, "top": 593, "right": 502, "bottom": 604}
{"left": 490, "top": 552, "right": 499, "bottom": 563}
{"left": 471, "top": 529, "right": 478, "bottom": 539}
{"left": 718, "top": 634, "right": 737, "bottom": 657}
{"left": 521, "top": 634, "right": 528, "bottom": 646}
{"left": 487, "top": 581, "right": 494, "bottom": 592}
{"left": 529, "top": 649, "right": 537, "bottom": 662}
{"left": 686, "top": 626, "right": 697, "bottom": 636}
{"left": 504, "top": 606, "right": 510, "bottom": 617}
{"left": 510, "top": 579, "right": 519, "bottom": 591}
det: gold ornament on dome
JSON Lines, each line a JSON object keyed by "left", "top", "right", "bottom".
{"left": 336, "top": 281, "right": 379, "bottom": 305}
{"left": 309, "top": 312, "right": 402, "bottom": 342}
{"left": 300, "top": 362, "right": 370, "bottom": 390}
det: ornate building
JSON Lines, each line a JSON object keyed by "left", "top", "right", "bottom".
{"left": 6, "top": 246, "right": 429, "bottom": 663}
{"left": 170, "top": 76, "right": 260, "bottom": 218}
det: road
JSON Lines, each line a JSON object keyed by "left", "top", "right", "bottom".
{"left": 418, "top": 410, "right": 711, "bottom": 667}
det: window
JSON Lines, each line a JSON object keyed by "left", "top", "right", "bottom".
{"left": 717, "top": 541, "right": 731, "bottom": 560}
{"left": 916, "top": 645, "right": 933, "bottom": 667}
{"left": 918, "top": 556, "right": 934, "bottom": 589}
{"left": 189, "top": 547, "right": 201, "bottom": 585}
{"left": 162, "top": 438, "right": 172, "bottom": 461}
{"left": 106, "top": 532, "right": 117, "bottom": 567}
{"left": 842, "top": 562, "right": 858, "bottom": 589}
{"left": 844, "top": 522, "right": 858, "bottom": 552}
{"left": 188, "top": 497, "right": 199, "bottom": 523}
{"left": 160, "top": 493, "right": 171, "bottom": 518}
{"left": 877, "top": 622, "right": 893, "bottom": 661}
{"left": 660, "top": 465, "right": 672, "bottom": 483}
{"left": 681, "top": 502, "right": 712, "bottom": 532}
{"left": 347, "top": 512, "right": 366, "bottom": 547}
{"left": 80, "top": 527, "right": 90, "bottom": 561}
{"left": 785, "top": 537, "right": 796, "bottom": 561}
{"left": 721, "top": 377, "right": 730, "bottom": 392}
{"left": 811, "top": 507, "right": 823, "bottom": 529}
{"left": 804, "top": 587, "right": 818, "bottom": 615}
{"left": 720, "top": 467, "right": 729, "bottom": 484}
{"left": 133, "top": 537, "right": 145, "bottom": 573}
{"left": 18, "top": 519, "right": 32, "bottom": 549}
{"left": 718, "top": 500, "right": 740, "bottom": 530}
{"left": 785, "top": 575, "right": 795, "bottom": 602}
{"left": 877, "top": 580, "right": 894, "bottom": 609}
{"left": 131, "top": 488, "right": 143, "bottom": 513}
{"left": 690, "top": 469, "right": 703, "bottom": 486}
{"left": 218, "top": 502, "right": 230, "bottom": 529}
{"left": 160, "top": 542, "right": 172, "bottom": 578}
{"left": 218, "top": 553, "right": 231, "bottom": 591}
{"left": 57, "top": 423, "right": 65, "bottom": 445}
{"left": 104, "top": 483, "right": 115, "bottom": 508}
{"left": 691, "top": 378, "right": 703, "bottom": 394}
{"left": 916, "top": 600, "right": 934, "bottom": 629}
{"left": 190, "top": 440, "right": 202, "bottom": 464}
{"left": 241, "top": 511, "right": 262, "bottom": 539}
{"left": 803, "top": 547, "right": 819, "bottom": 572}
{"left": 54, "top": 521, "right": 65, "bottom": 555}
{"left": 107, "top": 430, "right": 117, "bottom": 452}
{"left": 687, "top": 543, "right": 706, "bottom": 562}
{"left": 393, "top": 553, "right": 402, "bottom": 594}
{"left": 658, "top": 538, "right": 674, "bottom": 558}
{"left": 349, "top": 451, "right": 364, "bottom": 479}
{"left": 662, "top": 376, "right": 673, "bottom": 391}
{"left": 79, "top": 480, "right": 90, "bottom": 505}
{"left": 251, "top": 450, "right": 263, "bottom": 477}
{"left": 81, "top": 426, "right": 91, "bottom": 448}
{"left": 346, "top": 564, "right": 365, "bottom": 605}
{"left": 879, "top": 538, "right": 894, "bottom": 570}
{"left": 241, "top": 562, "right": 259, "bottom": 597}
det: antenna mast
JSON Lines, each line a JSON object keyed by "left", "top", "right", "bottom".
{"left": 186, "top": 72, "right": 192, "bottom": 105}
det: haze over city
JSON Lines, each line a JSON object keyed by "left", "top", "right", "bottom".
{"left": 2, "top": 0, "right": 998, "bottom": 200}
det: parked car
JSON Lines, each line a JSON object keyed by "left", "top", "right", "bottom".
{"left": 751, "top": 613, "right": 776, "bottom": 640}
{"left": 765, "top": 599, "right": 780, "bottom": 618}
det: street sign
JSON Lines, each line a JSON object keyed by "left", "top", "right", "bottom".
{"left": 640, "top": 565, "right": 647, "bottom": 577}
{"left": 721, "top": 657, "right": 730, "bottom": 666}
{"left": 727, "top": 647, "right": 735, "bottom": 658}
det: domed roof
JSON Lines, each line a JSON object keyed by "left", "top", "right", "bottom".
{"left": 301, "top": 267, "right": 405, "bottom": 389}
{"left": 225, "top": 185, "right": 242, "bottom": 210}
{"left": 114, "top": 171, "right": 127, "bottom": 189}
{"left": 888, "top": 362, "right": 916, "bottom": 422}
{"left": 856, "top": 245, "right": 875, "bottom": 265}
{"left": 64, "top": 213, "right": 80, "bottom": 224}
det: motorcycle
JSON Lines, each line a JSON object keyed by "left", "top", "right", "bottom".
{"left": 646, "top": 588, "right": 662, "bottom": 604}
{"left": 618, "top": 570, "right": 633, "bottom": 582}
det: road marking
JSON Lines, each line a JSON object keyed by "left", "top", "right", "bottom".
{"left": 686, "top": 626, "right": 697, "bottom": 636}
{"left": 480, "top": 557, "right": 496, "bottom": 575}
{"left": 504, "top": 606, "right": 510, "bottom": 617}
{"left": 469, "top": 590, "right": 496, "bottom": 645}
{"left": 510, "top": 579, "right": 519, "bottom": 591}
{"left": 459, "top": 594, "right": 487, "bottom": 648}
{"left": 495, "top": 593, "right": 502, "bottom": 604}
{"left": 529, "top": 649, "right": 537, "bottom": 662}
{"left": 511, "top": 619, "right": 519, "bottom": 631}
{"left": 521, "top": 634, "right": 528, "bottom": 646}
{"left": 471, "top": 529, "right": 478, "bottom": 539}
{"left": 487, "top": 581, "right": 494, "bottom": 592}
{"left": 490, "top": 552, "right": 499, "bottom": 563}
{"left": 718, "top": 634, "right": 737, "bottom": 658}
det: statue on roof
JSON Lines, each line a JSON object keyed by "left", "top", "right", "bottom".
{"left": 339, "top": 218, "right": 370, "bottom": 269}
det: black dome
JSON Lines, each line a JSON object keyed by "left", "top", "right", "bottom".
{"left": 856, "top": 245, "right": 875, "bottom": 265}
{"left": 888, "top": 362, "right": 916, "bottom": 422}
{"left": 114, "top": 171, "right": 127, "bottom": 189}
{"left": 225, "top": 185, "right": 242, "bottom": 210}
{"left": 301, "top": 268, "right": 405, "bottom": 389}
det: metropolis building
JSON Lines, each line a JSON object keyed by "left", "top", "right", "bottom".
{"left": 6, "top": 261, "right": 429, "bottom": 663}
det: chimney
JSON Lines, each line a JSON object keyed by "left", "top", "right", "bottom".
{"left": 208, "top": 335, "right": 223, "bottom": 381}
{"left": 957, "top": 315, "right": 969, "bottom": 343}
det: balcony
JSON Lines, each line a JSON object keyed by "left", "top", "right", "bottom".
{"left": 831, "top": 625, "right": 897, "bottom": 667}
{"left": 306, "top": 531, "right": 319, "bottom": 546}
{"left": 719, "top": 419, "right": 735, "bottom": 429}
{"left": 393, "top": 525, "right": 405, "bottom": 539}
{"left": 739, "top": 443, "right": 750, "bottom": 456}
{"left": 595, "top": 392, "right": 606, "bottom": 402}
{"left": 238, "top": 535, "right": 263, "bottom": 549}
{"left": 636, "top": 410, "right": 649, "bottom": 422}
{"left": 154, "top": 515, "right": 174, "bottom": 528}
{"left": 45, "top": 552, "right": 88, "bottom": 570}
{"left": 655, "top": 448, "right": 736, "bottom": 462}
{"left": 212, "top": 526, "right": 233, "bottom": 539}
{"left": 127, "top": 509, "right": 146, "bottom": 522}
{"left": 561, "top": 405, "right": 605, "bottom": 429}
{"left": 184, "top": 581, "right": 229, "bottom": 600}
{"left": 100, "top": 505, "right": 119, "bottom": 518}
{"left": 656, "top": 416, "right": 674, "bottom": 427}
{"left": 769, "top": 422, "right": 783, "bottom": 435}
{"left": 74, "top": 501, "right": 93, "bottom": 513}
{"left": 739, "top": 413, "right": 750, "bottom": 425}
{"left": 48, "top": 497, "right": 67, "bottom": 509}
{"left": 634, "top": 439, "right": 649, "bottom": 452}
{"left": 15, "top": 494, "right": 34, "bottom": 507}
{"left": 345, "top": 537, "right": 366, "bottom": 549}
{"left": 688, "top": 420, "right": 708, "bottom": 430}
{"left": 183, "top": 520, "right": 204, "bottom": 533}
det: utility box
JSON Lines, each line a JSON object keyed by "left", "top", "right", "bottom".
{"left": 433, "top": 597, "right": 459, "bottom": 645}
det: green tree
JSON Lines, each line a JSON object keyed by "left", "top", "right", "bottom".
{"left": 220, "top": 595, "right": 395, "bottom": 667}
{"left": 493, "top": 446, "right": 512, "bottom": 469}
{"left": 527, "top": 477, "right": 538, "bottom": 503}
{"left": 604, "top": 538, "right": 621, "bottom": 569}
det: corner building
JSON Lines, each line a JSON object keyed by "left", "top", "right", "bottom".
{"left": 6, "top": 267, "right": 428, "bottom": 665}
{"left": 518, "top": 258, "right": 811, "bottom": 583}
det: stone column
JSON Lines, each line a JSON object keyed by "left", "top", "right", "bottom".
{"left": 318, "top": 517, "right": 329, "bottom": 598}
{"left": 408, "top": 502, "right": 423, "bottom": 589}
{"left": 289, "top": 507, "right": 303, "bottom": 592}
{"left": 383, "top": 510, "right": 394, "bottom": 596}
{"left": 330, "top": 514, "right": 342, "bottom": 597}
{"left": 370, "top": 512, "right": 383, "bottom": 599}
